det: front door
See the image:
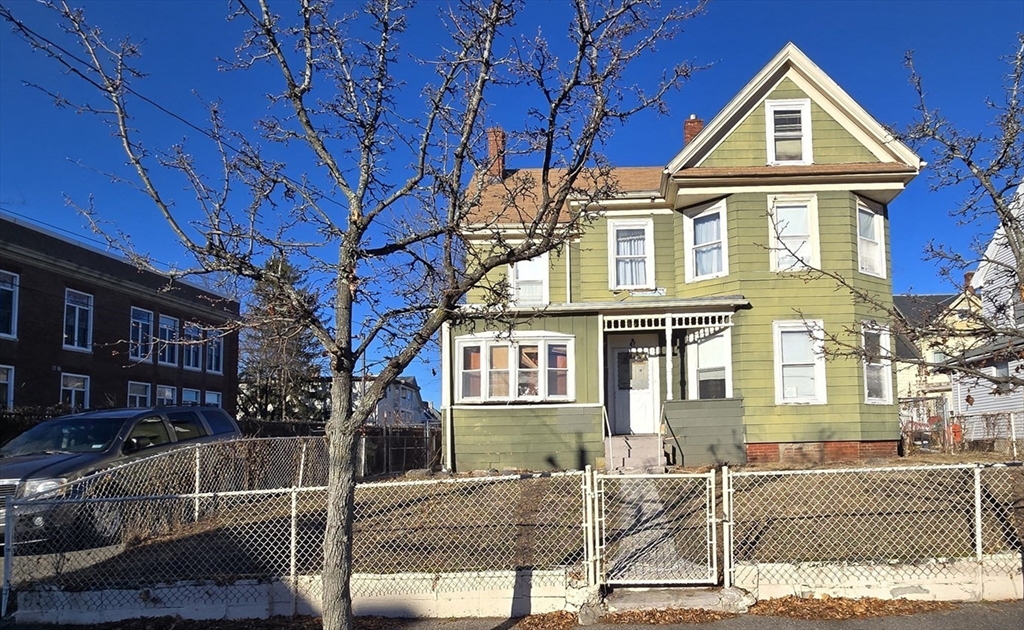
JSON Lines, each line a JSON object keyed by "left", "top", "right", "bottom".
{"left": 609, "top": 335, "right": 660, "bottom": 434}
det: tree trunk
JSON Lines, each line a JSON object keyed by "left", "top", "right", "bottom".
{"left": 322, "top": 372, "right": 359, "bottom": 630}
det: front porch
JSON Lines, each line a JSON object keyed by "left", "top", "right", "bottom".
{"left": 599, "top": 311, "right": 746, "bottom": 469}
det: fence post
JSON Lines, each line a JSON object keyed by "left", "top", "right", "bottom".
{"left": 1010, "top": 412, "right": 1019, "bottom": 460}
{"left": 974, "top": 465, "right": 984, "bottom": 561}
{"left": 582, "top": 466, "right": 595, "bottom": 586}
{"left": 193, "top": 446, "right": 201, "bottom": 522}
{"left": 298, "top": 440, "right": 308, "bottom": 489}
{"left": 290, "top": 487, "right": 298, "bottom": 616}
{"left": 722, "top": 466, "right": 732, "bottom": 589}
{"left": 2, "top": 496, "right": 13, "bottom": 618}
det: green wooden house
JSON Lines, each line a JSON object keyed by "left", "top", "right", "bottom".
{"left": 440, "top": 43, "right": 922, "bottom": 471}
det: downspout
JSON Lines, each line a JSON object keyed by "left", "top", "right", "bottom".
{"left": 566, "top": 241, "right": 572, "bottom": 304}
{"left": 441, "top": 321, "right": 454, "bottom": 471}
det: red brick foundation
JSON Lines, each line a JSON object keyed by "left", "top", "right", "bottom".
{"left": 745, "top": 440, "right": 899, "bottom": 464}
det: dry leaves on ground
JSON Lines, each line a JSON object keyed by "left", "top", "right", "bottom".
{"left": 749, "top": 595, "right": 957, "bottom": 620}
{"left": 510, "top": 611, "right": 579, "bottom": 629}
{"left": 600, "top": 608, "right": 737, "bottom": 625}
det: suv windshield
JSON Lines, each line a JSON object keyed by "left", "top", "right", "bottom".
{"left": 0, "top": 416, "right": 127, "bottom": 456}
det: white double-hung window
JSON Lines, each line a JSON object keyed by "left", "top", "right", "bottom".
{"left": 63, "top": 289, "right": 93, "bottom": 351}
{"left": 863, "top": 324, "right": 892, "bottom": 404}
{"left": 0, "top": 270, "right": 18, "bottom": 339}
{"left": 158, "top": 315, "right": 179, "bottom": 366}
{"left": 130, "top": 307, "right": 154, "bottom": 361}
{"left": 857, "top": 200, "right": 886, "bottom": 278}
{"left": 774, "top": 320, "right": 827, "bottom": 405}
{"left": 765, "top": 99, "right": 813, "bottom": 165}
{"left": 609, "top": 219, "right": 654, "bottom": 290}
{"left": 768, "top": 194, "right": 819, "bottom": 271}
{"left": 684, "top": 201, "right": 728, "bottom": 282}
{"left": 457, "top": 332, "right": 574, "bottom": 403}
{"left": 511, "top": 252, "right": 549, "bottom": 306}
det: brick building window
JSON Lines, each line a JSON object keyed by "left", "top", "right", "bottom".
{"left": 158, "top": 315, "right": 179, "bottom": 366}
{"left": 183, "top": 324, "right": 203, "bottom": 371}
{"left": 156, "top": 384, "right": 176, "bottom": 406}
{"left": 206, "top": 335, "right": 224, "bottom": 374}
{"left": 0, "top": 365, "right": 13, "bottom": 409}
{"left": 127, "top": 381, "right": 151, "bottom": 407}
{"left": 61, "top": 373, "right": 89, "bottom": 410}
{"left": 63, "top": 289, "right": 93, "bottom": 351}
{"left": 182, "top": 388, "right": 200, "bottom": 405}
{"left": 204, "top": 390, "right": 222, "bottom": 407}
{"left": 130, "top": 307, "right": 154, "bottom": 361}
{"left": 0, "top": 270, "right": 18, "bottom": 339}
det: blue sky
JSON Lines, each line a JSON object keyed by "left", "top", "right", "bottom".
{"left": 0, "top": 0, "right": 1021, "bottom": 405}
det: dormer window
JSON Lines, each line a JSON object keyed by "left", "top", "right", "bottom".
{"left": 766, "top": 99, "right": 813, "bottom": 165}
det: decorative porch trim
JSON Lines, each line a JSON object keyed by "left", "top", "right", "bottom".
{"left": 603, "top": 312, "right": 733, "bottom": 332}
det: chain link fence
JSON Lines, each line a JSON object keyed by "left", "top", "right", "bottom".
{"left": 5, "top": 442, "right": 1024, "bottom": 621}
{"left": 3, "top": 438, "right": 585, "bottom": 617}
{"left": 724, "top": 463, "right": 1024, "bottom": 597}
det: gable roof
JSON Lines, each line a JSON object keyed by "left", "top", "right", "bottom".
{"left": 665, "top": 42, "right": 922, "bottom": 174}
{"left": 893, "top": 294, "right": 960, "bottom": 328}
{"left": 467, "top": 166, "right": 664, "bottom": 226}
{"left": 971, "top": 182, "right": 1024, "bottom": 289}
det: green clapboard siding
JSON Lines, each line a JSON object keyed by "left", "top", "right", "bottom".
{"left": 702, "top": 78, "right": 877, "bottom": 168}
{"left": 449, "top": 405, "right": 603, "bottom": 471}
{"left": 576, "top": 213, "right": 677, "bottom": 302}
{"left": 663, "top": 398, "right": 746, "bottom": 466}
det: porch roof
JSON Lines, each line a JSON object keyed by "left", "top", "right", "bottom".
{"left": 500, "top": 295, "right": 748, "bottom": 316}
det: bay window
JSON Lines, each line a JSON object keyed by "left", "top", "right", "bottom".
{"left": 774, "top": 320, "right": 827, "bottom": 404}
{"left": 457, "top": 333, "right": 574, "bottom": 403}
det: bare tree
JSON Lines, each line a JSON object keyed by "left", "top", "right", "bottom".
{"left": 0, "top": 0, "right": 705, "bottom": 627}
{"left": 767, "top": 36, "right": 1024, "bottom": 396}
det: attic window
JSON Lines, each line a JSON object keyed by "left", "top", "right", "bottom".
{"left": 766, "top": 99, "right": 813, "bottom": 165}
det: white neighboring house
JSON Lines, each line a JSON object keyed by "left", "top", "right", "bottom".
{"left": 951, "top": 184, "right": 1024, "bottom": 438}
{"left": 354, "top": 375, "right": 440, "bottom": 427}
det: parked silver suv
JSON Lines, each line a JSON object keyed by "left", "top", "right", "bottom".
{"left": 0, "top": 405, "right": 241, "bottom": 545}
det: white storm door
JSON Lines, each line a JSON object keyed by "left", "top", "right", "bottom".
{"left": 610, "top": 338, "right": 659, "bottom": 434}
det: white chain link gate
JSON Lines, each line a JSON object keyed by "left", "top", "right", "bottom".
{"left": 592, "top": 472, "right": 718, "bottom": 585}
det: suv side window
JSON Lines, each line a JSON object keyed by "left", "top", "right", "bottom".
{"left": 167, "top": 411, "right": 207, "bottom": 441}
{"left": 126, "top": 416, "right": 171, "bottom": 451}
{"left": 203, "top": 409, "right": 237, "bottom": 435}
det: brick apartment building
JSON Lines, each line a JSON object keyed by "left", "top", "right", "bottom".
{"left": 0, "top": 216, "right": 239, "bottom": 414}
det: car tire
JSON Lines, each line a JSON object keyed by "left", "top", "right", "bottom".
{"left": 89, "top": 499, "right": 123, "bottom": 546}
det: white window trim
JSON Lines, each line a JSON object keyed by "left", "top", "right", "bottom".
{"left": 156, "top": 384, "right": 177, "bottom": 406}
{"left": 773, "top": 319, "right": 828, "bottom": 405}
{"left": 862, "top": 323, "right": 893, "bottom": 404}
{"left": 158, "top": 315, "right": 180, "bottom": 367}
{"left": 183, "top": 324, "right": 203, "bottom": 372}
{"left": 127, "top": 381, "right": 151, "bottom": 407}
{"left": 768, "top": 194, "right": 820, "bottom": 271}
{"left": 204, "top": 390, "right": 222, "bottom": 407}
{"left": 0, "top": 270, "right": 18, "bottom": 340}
{"left": 130, "top": 307, "right": 154, "bottom": 363}
{"left": 856, "top": 199, "right": 887, "bottom": 279}
{"left": 607, "top": 218, "right": 656, "bottom": 290}
{"left": 685, "top": 328, "right": 733, "bottom": 400}
{"left": 60, "top": 372, "right": 90, "bottom": 409}
{"left": 182, "top": 388, "right": 201, "bottom": 405}
{"left": 206, "top": 335, "right": 224, "bottom": 375}
{"left": 510, "top": 252, "right": 550, "bottom": 306}
{"left": 63, "top": 288, "right": 94, "bottom": 353}
{"left": 683, "top": 200, "right": 729, "bottom": 283}
{"left": 0, "top": 364, "right": 14, "bottom": 409}
{"left": 455, "top": 331, "right": 576, "bottom": 403}
{"left": 765, "top": 98, "right": 813, "bottom": 165}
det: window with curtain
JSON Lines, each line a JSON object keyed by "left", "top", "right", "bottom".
{"left": 693, "top": 213, "right": 722, "bottom": 277}
{"left": 609, "top": 220, "right": 653, "bottom": 289}
{"left": 512, "top": 253, "right": 548, "bottom": 305}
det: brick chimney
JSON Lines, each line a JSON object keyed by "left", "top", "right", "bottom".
{"left": 486, "top": 127, "right": 506, "bottom": 180}
{"left": 964, "top": 271, "right": 976, "bottom": 295}
{"left": 684, "top": 114, "right": 704, "bottom": 145}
